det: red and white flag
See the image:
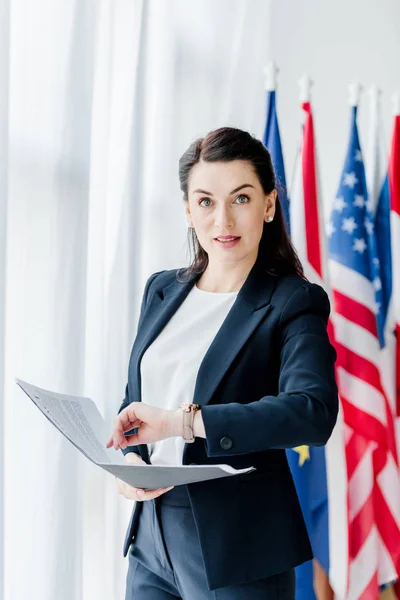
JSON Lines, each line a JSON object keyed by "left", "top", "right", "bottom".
{"left": 290, "top": 75, "right": 348, "bottom": 599}
{"left": 389, "top": 95, "right": 400, "bottom": 423}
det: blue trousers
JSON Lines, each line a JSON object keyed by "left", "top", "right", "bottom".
{"left": 125, "top": 484, "right": 295, "bottom": 599}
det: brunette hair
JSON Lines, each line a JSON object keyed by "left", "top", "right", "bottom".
{"left": 176, "top": 126, "right": 304, "bottom": 282}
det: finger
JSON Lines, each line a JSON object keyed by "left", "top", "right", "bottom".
{"left": 125, "top": 487, "right": 172, "bottom": 501}
{"left": 116, "top": 481, "right": 139, "bottom": 500}
{"left": 118, "top": 407, "right": 142, "bottom": 434}
{"left": 114, "top": 476, "right": 174, "bottom": 500}
{"left": 112, "top": 420, "right": 130, "bottom": 447}
{"left": 111, "top": 432, "right": 139, "bottom": 451}
{"left": 112, "top": 418, "right": 143, "bottom": 449}
{"left": 115, "top": 478, "right": 143, "bottom": 500}
{"left": 115, "top": 478, "right": 126, "bottom": 496}
{"left": 138, "top": 486, "right": 174, "bottom": 501}
{"left": 157, "top": 486, "right": 175, "bottom": 496}
{"left": 115, "top": 423, "right": 148, "bottom": 449}
{"left": 119, "top": 432, "right": 141, "bottom": 447}
{"left": 108, "top": 424, "right": 141, "bottom": 450}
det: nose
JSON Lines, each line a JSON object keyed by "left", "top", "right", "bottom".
{"left": 215, "top": 205, "right": 234, "bottom": 229}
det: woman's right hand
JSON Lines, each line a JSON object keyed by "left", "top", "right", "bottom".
{"left": 115, "top": 451, "right": 174, "bottom": 501}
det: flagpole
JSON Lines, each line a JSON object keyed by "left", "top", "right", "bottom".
{"left": 298, "top": 74, "right": 312, "bottom": 104}
{"left": 261, "top": 61, "right": 291, "bottom": 235}
{"left": 263, "top": 60, "right": 278, "bottom": 91}
{"left": 366, "top": 85, "right": 384, "bottom": 215}
{"left": 349, "top": 81, "right": 362, "bottom": 107}
{"left": 392, "top": 91, "right": 400, "bottom": 116}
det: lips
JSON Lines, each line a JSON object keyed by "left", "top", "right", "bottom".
{"left": 214, "top": 237, "right": 241, "bottom": 248}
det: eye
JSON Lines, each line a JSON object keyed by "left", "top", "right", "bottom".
{"left": 198, "top": 194, "right": 250, "bottom": 207}
{"left": 235, "top": 194, "right": 250, "bottom": 204}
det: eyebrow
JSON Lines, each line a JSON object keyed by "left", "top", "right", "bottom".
{"left": 192, "top": 183, "right": 255, "bottom": 196}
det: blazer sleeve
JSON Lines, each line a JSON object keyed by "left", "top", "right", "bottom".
{"left": 201, "top": 281, "right": 339, "bottom": 457}
{"left": 118, "top": 270, "right": 164, "bottom": 457}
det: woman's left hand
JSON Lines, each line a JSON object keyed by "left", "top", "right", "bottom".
{"left": 106, "top": 403, "right": 182, "bottom": 450}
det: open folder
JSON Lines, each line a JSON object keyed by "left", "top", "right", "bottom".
{"left": 15, "top": 378, "right": 255, "bottom": 490}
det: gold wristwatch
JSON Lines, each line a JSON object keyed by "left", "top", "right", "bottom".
{"left": 179, "top": 403, "right": 200, "bottom": 443}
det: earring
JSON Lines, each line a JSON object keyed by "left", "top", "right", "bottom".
{"left": 266, "top": 216, "right": 273, "bottom": 222}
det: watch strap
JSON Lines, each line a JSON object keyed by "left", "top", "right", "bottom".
{"left": 180, "top": 403, "right": 200, "bottom": 443}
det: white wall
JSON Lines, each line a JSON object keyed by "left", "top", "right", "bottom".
{"left": 270, "top": 0, "right": 400, "bottom": 219}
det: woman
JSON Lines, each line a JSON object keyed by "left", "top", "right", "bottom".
{"left": 107, "top": 127, "right": 338, "bottom": 599}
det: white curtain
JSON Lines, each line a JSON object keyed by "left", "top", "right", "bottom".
{"left": 2, "top": 1, "right": 272, "bottom": 598}
{"left": 0, "top": 0, "right": 10, "bottom": 595}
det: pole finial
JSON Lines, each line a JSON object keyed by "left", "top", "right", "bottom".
{"left": 349, "top": 82, "right": 363, "bottom": 107}
{"left": 263, "top": 61, "right": 279, "bottom": 91}
{"left": 298, "top": 74, "right": 313, "bottom": 103}
{"left": 392, "top": 92, "right": 400, "bottom": 116}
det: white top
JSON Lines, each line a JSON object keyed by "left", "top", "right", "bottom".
{"left": 140, "top": 282, "right": 239, "bottom": 466}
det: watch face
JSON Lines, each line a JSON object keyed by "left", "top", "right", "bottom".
{"left": 180, "top": 403, "right": 200, "bottom": 412}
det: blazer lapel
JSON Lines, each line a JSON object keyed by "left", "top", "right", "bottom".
{"left": 191, "top": 261, "right": 277, "bottom": 409}
{"left": 129, "top": 260, "right": 279, "bottom": 415}
{"left": 128, "top": 273, "right": 197, "bottom": 425}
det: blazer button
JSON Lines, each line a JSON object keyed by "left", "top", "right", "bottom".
{"left": 220, "top": 436, "right": 233, "bottom": 450}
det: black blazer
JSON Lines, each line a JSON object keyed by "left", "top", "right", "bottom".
{"left": 117, "top": 258, "right": 338, "bottom": 591}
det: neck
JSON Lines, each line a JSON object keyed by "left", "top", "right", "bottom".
{"left": 196, "top": 257, "right": 258, "bottom": 293}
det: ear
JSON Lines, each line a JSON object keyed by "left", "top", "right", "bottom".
{"left": 264, "top": 189, "right": 277, "bottom": 221}
{"left": 184, "top": 203, "right": 192, "bottom": 226}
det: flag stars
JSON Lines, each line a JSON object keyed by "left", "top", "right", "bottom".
{"left": 355, "top": 149, "right": 363, "bottom": 162}
{"left": 343, "top": 172, "right": 358, "bottom": 188}
{"left": 342, "top": 217, "right": 358, "bottom": 234}
{"left": 364, "top": 219, "right": 374, "bottom": 235}
{"left": 326, "top": 221, "right": 336, "bottom": 237}
{"left": 329, "top": 113, "right": 381, "bottom": 286}
{"left": 353, "top": 195, "right": 365, "bottom": 208}
{"left": 333, "top": 196, "right": 348, "bottom": 213}
{"left": 373, "top": 277, "right": 382, "bottom": 292}
{"left": 353, "top": 238, "right": 367, "bottom": 253}
{"left": 365, "top": 198, "right": 374, "bottom": 213}
{"left": 373, "top": 301, "right": 381, "bottom": 315}
{"left": 293, "top": 445, "right": 310, "bottom": 467}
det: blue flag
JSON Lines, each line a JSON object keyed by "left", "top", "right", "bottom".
{"left": 286, "top": 445, "right": 330, "bottom": 600}
{"left": 374, "top": 175, "right": 392, "bottom": 343}
{"left": 262, "top": 90, "right": 290, "bottom": 235}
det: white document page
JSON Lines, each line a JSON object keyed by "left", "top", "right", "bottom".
{"left": 15, "top": 378, "right": 256, "bottom": 489}
{"left": 16, "top": 378, "right": 126, "bottom": 465}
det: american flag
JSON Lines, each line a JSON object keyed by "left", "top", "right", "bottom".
{"left": 328, "top": 95, "right": 400, "bottom": 598}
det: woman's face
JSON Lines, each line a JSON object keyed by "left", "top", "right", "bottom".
{"left": 185, "top": 160, "right": 276, "bottom": 266}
